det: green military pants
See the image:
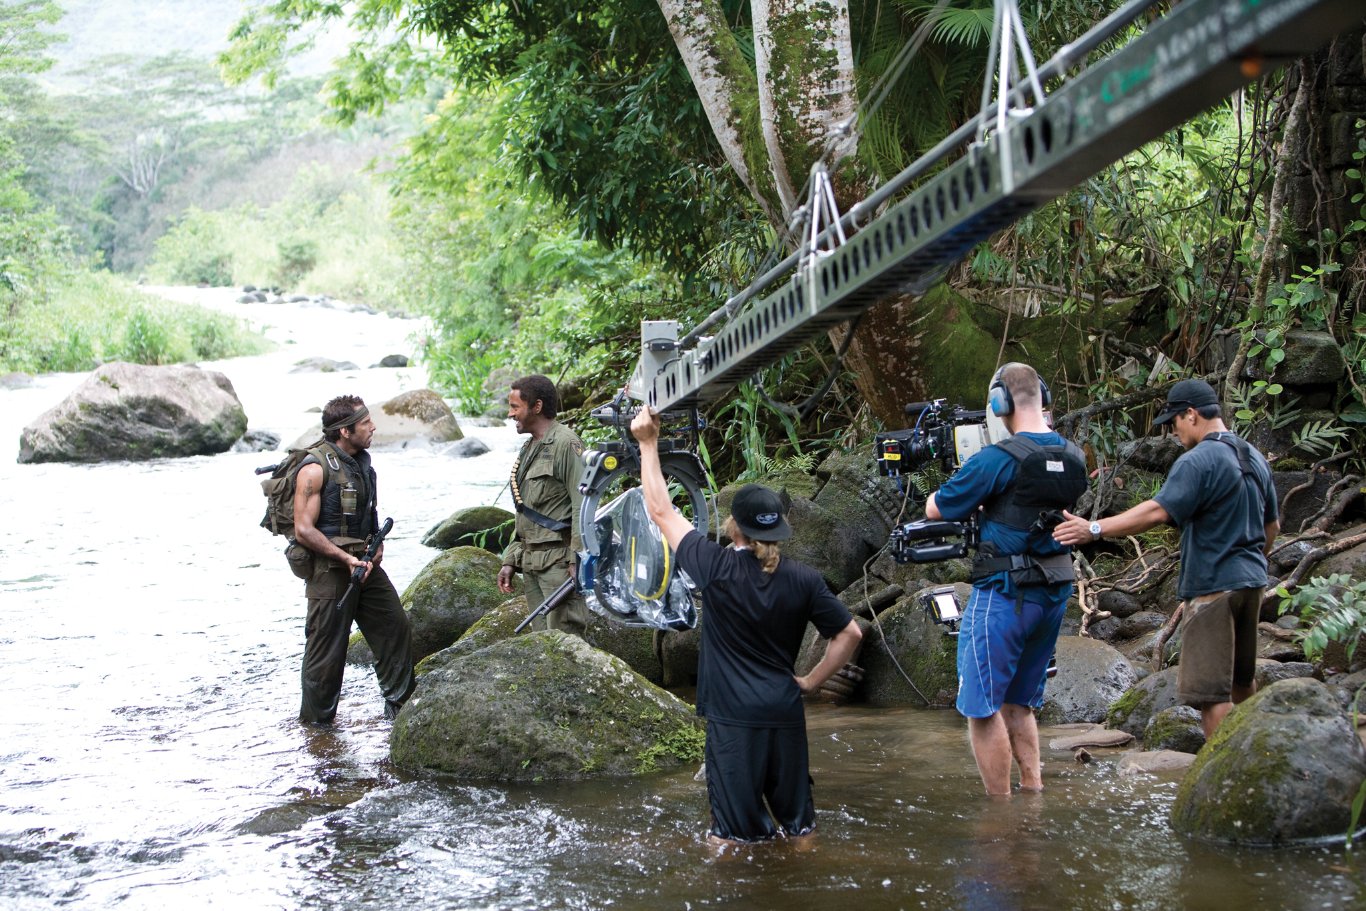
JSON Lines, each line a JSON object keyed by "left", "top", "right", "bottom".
{"left": 522, "top": 546, "right": 588, "bottom": 637}
{"left": 300, "top": 562, "right": 416, "bottom": 724}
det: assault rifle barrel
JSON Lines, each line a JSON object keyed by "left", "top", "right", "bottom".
{"left": 334, "top": 517, "right": 394, "bottom": 614}
{"left": 514, "top": 577, "right": 578, "bottom": 634}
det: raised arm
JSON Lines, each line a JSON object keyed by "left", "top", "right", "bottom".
{"left": 629, "top": 407, "right": 695, "bottom": 549}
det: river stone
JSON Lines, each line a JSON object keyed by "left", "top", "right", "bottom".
{"left": 443, "top": 437, "right": 491, "bottom": 458}
{"left": 1117, "top": 435, "right": 1185, "bottom": 473}
{"left": 1106, "top": 666, "right": 1182, "bottom": 736}
{"left": 1097, "top": 589, "right": 1144, "bottom": 619}
{"left": 1087, "top": 616, "right": 1122, "bottom": 642}
{"left": 1275, "top": 330, "right": 1347, "bottom": 386}
{"left": 291, "top": 389, "right": 463, "bottom": 451}
{"left": 1117, "top": 611, "right": 1168, "bottom": 640}
{"left": 1048, "top": 727, "right": 1134, "bottom": 751}
{"left": 289, "top": 357, "right": 359, "bottom": 373}
{"left": 860, "top": 586, "right": 963, "bottom": 707}
{"left": 781, "top": 497, "right": 870, "bottom": 594}
{"left": 0, "top": 372, "right": 33, "bottom": 389}
{"left": 1040, "top": 636, "right": 1137, "bottom": 724}
{"left": 659, "top": 623, "right": 702, "bottom": 688}
{"left": 1170, "top": 678, "right": 1366, "bottom": 845}
{"left": 1256, "top": 660, "right": 1316, "bottom": 688}
{"left": 1144, "top": 705, "right": 1205, "bottom": 753}
{"left": 417, "top": 595, "right": 666, "bottom": 684}
{"left": 17, "top": 362, "right": 247, "bottom": 463}
{"left": 390, "top": 631, "right": 705, "bottom": 780}
{"left": 231, "top": 429, "right": 281, "bottom": 453}
{"left": 376, "top": 354, "right": 409, "bottom": 368}
{"left": 1117, "top": 750, "right": 1197, "bottom": 777}
{"left": 421, "top": 505, "right": 514, "bottom": 552}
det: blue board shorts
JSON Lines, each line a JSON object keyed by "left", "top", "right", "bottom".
{"left": 956, "top": 585, "right": 1067, "bottom": 718}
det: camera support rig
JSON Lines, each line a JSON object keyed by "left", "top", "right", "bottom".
{"left": 574, "top": 0, "right": 1360, "bottom": 628}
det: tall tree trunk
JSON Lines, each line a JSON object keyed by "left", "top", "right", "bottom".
{"left": 656, "top": 0, "right": 786, "bottom": 227}
{"left": 752, "top": 0, "right": 859, "bottom": 218}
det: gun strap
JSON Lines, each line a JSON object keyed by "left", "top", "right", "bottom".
{"left": 510, "top": 440, "right": 572, "bottom": 532}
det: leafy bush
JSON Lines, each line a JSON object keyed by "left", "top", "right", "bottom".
{"left": 1277, "top": 574, "right": 1366, "bottom": 664}
{"left": 274, "top": 237, "right": 319, "bottom": 288}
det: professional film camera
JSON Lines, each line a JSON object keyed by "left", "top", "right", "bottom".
{"left": 873, "top": 398, "right": 1008, "bottom": 566}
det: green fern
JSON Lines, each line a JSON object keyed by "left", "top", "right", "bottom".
{"left": 1290, "top": 420, "right": 1348, "bottom": 458}
{"left": 1277, "top": 574, "right": 1366, "bottom": 663}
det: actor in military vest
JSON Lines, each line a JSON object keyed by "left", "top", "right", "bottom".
{"left": 292, "top": 395, "right": 415, "bottom": 724}
{"left": 496, "top": 375, "right": 589, "bottom": 637}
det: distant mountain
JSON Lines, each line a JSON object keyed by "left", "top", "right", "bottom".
{"left": 41, "top": 0, "right": 353, "bottom": 91}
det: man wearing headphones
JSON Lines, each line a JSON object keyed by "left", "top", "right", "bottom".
{"left": 925, "top": 363, "right": 1086, "bottom": 796}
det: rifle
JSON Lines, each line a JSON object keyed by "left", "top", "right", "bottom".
{"left": 335, "top": 517, "right": 394, "bottom": 614}
{"left": 514, "top": 576, "right": 578, "bottom": 634}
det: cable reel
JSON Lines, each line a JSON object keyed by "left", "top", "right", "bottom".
{"left": 576, "top": 399, "right": 710, "bottom": 632}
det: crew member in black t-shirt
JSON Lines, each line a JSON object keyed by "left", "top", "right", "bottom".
{"left": 631, "top": 407, "right": 863, "bottom": 843}
{"left": 1055, "top": 379, "right": 1278, "bottom": 740}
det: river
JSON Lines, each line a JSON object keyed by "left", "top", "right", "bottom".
{"left": 0, "top": 289, "right": 1361, "bottom": 910}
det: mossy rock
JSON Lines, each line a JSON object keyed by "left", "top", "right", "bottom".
{"left": 1039, "top": 636, "right": 1137, "bottom": 724}
{"left": 860, "top": 586, "right": 963, "bottom": 707}
{"left": 1170, "top": 678, "right": 1366, "bottom": 845}
{"left": 421, "top": 505, "right": 515, "bottom": 552}
{"left": 405, "top": 547, "right": 506, "bottom": 655}
{"left": 417, "top": 595, "right": 665, "bottom": 684}
{"left": 1105, "top": 667, "right": 1182, "bottom": 736}
{"left": 1143, "top": 705, "right": 1205, "bottom": 754}
{"left": 391, "top": 631, "right": 705, "bottom": 781}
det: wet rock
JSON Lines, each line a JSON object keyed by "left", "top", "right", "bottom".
{"left": 18, "top": 362, "right": 246, "bottom": 463}
{"left": 1041, "top": 636, "right": 1138, "bottom": 724}
{"left": 289, "top": 357, "right": 360, "bottom": 373}
{"left": 837, "top": 581, "right": 903, "bottom": 618}
{"left": 421, "top": 505, "right": 514, "bottom": 553}
{"left": 419, "top": 595, "right": 666, "bottom": 685}
{"left": 1086, "top": 617, "right": 1122, "bottom": 642}
{"left": 391, "top": 631, "right": 705, "bottom": 780}
{"left": 1117, "top": 435, "right": 1185, "bottom": 473}
{"left": 1118, "top": 611, "right": 1168, "bottom": 640}
{"left": 860, "top": 586, "right": 963, "bottom": 707}
{"left": 231, "top": 430, "right": 281, "bottom": 453}
{"left": 375, "top": 354, "right": 409, "bottom": 368}
{"left": 1275, "top": 330, "right": 1347, "bottom": 386}
{"left": 1117, "top": 750, "right": 1196, "bottom": 777}
{"left": 0, "top": 372, "right": 33, "bottom": 389}
{"left": 1106, "top": 667, "right": 1183, "bottom": 736}
{"left": 1048, "top": 726, "right": 1134, "bottom": 751}
{"left": 443, "top": 437, "right": 491, "bottom": 458}
{"left": 1144, "top": 705, "right": 1205, "bottom": 754}
{"left": 1097, "top": 589, "right": 1144, "bottom": 619}
{"left": 658, "top": 623, "right": 701, "bottom": 689}
{"left": 1170, "top": 678, "right": 1366, "bottom": 845}
{"left": 1256, "top": 660, "right": 1316, "bottom": 688}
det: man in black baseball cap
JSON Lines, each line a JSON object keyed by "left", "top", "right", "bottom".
{"left": 1151, "top": 378, "right": 1221, "bottom": 428}
{"left": 1055, "top": 377, "right": 1279, "bottom": 740}
{"left": 630, "top": 407, "right": 861, "bottom": 843}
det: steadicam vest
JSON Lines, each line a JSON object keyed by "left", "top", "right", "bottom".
{"left": 971, "top": 436, "right": 1089, "bottom": 589}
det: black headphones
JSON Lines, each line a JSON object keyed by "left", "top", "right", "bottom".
{"left": 988, "top": 363, "right": 1052, "bottom": 417}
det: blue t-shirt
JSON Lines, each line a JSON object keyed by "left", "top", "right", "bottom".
{"left": 933, "top": 431, "right": 1073, "bottom": 602}
{"left": 1153, "top": 433, "right": 1277, "bottom": 599}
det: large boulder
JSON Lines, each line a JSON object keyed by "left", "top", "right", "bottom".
{"left": 1040, "top": 636, "right": 1138, "bottom": 724}
{"left": 1106, "top": 667, "right": 1183, "bottom": 736}
{"left": 860, "top": 587, "right": 962, "bottom": 707}
{"left": 391, "top": 631, "right": 705, "bottom": 780}
{"left": 18, "top": 362, "right": 247, "bottom": 463}
{"left": 1170, "top": 678, "right": 1366, "bottom": 844}
{"left": 421, "top": 505, "right": 515, "bottom": 552}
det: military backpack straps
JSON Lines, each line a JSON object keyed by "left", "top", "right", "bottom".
{"left": 257, "top": 439, "right": 340, "bottom": 539}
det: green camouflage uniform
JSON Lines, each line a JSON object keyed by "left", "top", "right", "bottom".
{"left": 502, "top": 420, "right": 588, "bottom": 635}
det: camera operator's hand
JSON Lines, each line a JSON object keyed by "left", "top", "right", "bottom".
{"left": 1053, "top": 510, "right": 1093, "bottom": 546}
{"left": 630, "top": 404, "right": 660, "bottom": 445}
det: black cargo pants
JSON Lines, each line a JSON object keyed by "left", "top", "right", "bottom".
{"left": 300, "top": 561, "right": 415, "bottom": 724}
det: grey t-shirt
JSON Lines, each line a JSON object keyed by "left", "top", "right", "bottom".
{"left": 1153, "top": 433, "right": 1278, "bottom": 599}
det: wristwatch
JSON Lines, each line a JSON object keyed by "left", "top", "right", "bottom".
{"left": 1089, "top": 521, "right": 1103, "bottom": 540}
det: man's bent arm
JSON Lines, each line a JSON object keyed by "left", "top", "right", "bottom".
{"left": 1054, "top": 499, "right": 1171, "bottom": 546}
{"left": 1264, "top": 520, "right": 1280, "bottom": 560}
{"left": 795, "top": 621, "right": 863, "bottom": 695}
{"left": 924, "top": 492, "right": 942, "bottom": 520}
{"left": 293, "top": 462, "right": 363, "bottom": 570}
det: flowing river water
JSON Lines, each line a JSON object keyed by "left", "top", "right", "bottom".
{"left": 0, "top": 289, "right": 1362, "bottom": 909}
